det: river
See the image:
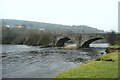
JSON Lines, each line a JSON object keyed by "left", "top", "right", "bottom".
{"left": 1, "top": 43, "right": 109, "bottom": 78}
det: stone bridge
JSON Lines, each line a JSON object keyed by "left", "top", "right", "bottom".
{"left": 55, "top": 34, "right": 107, "bottom": 48}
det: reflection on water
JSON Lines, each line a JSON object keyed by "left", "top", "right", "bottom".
{"left": 1, "top": 43, "right": 109, "bottom": 78}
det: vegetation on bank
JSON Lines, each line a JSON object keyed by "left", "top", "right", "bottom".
{"left": 105, "top": 44, "right": 120, "bottom": 53}
{"left": 109, "top": 44, "right": 120, "bottom": 48}
{"left": 106, "top": 31, "right": 120, "bottom": 45}
{"left": 2, "top": 26, "right": 56, "bottom": 46}
{"left": 54, "top": 45, "right": 119, "bottom": 78}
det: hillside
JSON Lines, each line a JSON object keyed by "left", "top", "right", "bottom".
{"left": 1, "top": 19, "right": 104, "bottom": 34}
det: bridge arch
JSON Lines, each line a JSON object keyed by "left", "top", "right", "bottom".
{"left": 56, "top": 37, "right": 71, "bottom": 47}
{"left": 81, "top": 37, "right": 103, "bottom": 48}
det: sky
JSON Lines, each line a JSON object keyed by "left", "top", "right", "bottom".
{"left": 0, "top": 0, "right": 119, "bottom": 32}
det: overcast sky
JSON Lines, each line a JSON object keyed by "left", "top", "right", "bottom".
{"left": 0, "top": 0, "right": 119, "bottom": 32}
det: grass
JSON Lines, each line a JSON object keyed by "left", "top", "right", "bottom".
{"left": 54, "top": 51, "right": 119, "bottom": 78}
{"left": 109, "top": 44, "right": 120, "bottom": 48}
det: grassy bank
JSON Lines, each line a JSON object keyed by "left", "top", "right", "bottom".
{"left": 54, "top": 46, "right": 119, "bottom": 78}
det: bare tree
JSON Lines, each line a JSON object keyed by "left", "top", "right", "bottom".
{"left": 107, "top": 31, "right": 116, "bottom": 45}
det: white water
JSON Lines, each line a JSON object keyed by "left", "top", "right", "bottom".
{"left": 90, "top": 43, "right": 110, "bottom": 48}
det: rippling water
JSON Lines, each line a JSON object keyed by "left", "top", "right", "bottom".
{"left": 1, "top": 44, "right": 109, "bottom": 78}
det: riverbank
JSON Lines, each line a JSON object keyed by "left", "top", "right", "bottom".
{"left": 105, "top": 44, "right": 120, "bottom": 53}
{"left": 54, "top": 45, "right": 119, "bottom": 78}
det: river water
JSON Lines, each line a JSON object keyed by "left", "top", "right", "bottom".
{"left": 1, "top": 44, "right": 109, "bottom": 78}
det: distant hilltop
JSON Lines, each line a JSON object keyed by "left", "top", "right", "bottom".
{"left": 1, "top": 19, "right": 104, "bottom": 34}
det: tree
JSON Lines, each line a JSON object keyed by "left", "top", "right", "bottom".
{"left": 107, "top": 31, "right": 116, "bottom": 45}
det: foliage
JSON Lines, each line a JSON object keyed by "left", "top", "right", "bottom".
{"left": 2, "top": 26, "right": 56, "bottom": 46}
{"left": 106, "top": 31, "right": 120, "bottom": 45}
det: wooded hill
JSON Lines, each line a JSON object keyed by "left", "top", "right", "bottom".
{"left": 1, "top": 19, "right": 104, "bottom": 34}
